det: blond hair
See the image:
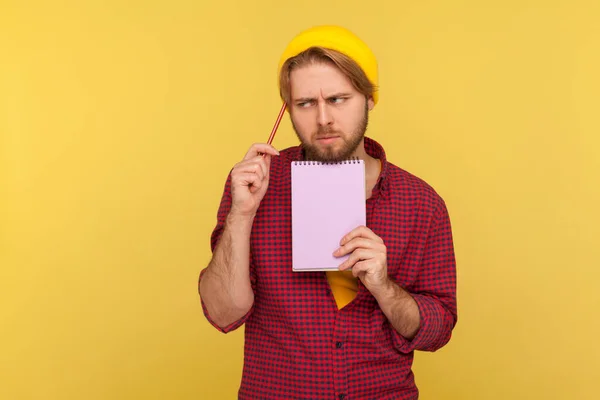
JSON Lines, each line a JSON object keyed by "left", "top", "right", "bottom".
{"left": 279, "top": 47, "right": 376, "bottom": 105}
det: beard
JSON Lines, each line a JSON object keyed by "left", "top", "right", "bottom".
{"left": 292, "top": 103, "right": 369, "bottom": 162}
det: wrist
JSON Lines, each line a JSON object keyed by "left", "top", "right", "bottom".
{"left": 228, "top": 208, "right": 256, "bottom": 223}
{"left": 225, "top": 210, "right": 255, "bottom": 234}
{"left": 371, "top": 276, "right": 397, "bottom": 300}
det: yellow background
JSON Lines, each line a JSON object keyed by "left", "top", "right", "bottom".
{"left": 1, "top": 0, "right": 599, "bottom": 399}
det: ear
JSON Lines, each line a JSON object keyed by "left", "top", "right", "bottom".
{"left": 367, "top": 96, "right": 375, "bottom": 111}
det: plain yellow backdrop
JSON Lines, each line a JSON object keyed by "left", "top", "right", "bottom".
{"left": 1, "top": 0, "right": 599, "bottom": 399}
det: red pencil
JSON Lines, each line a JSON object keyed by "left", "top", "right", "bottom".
{"left": 267, "top": 102, "right": 287, "bottom": 146}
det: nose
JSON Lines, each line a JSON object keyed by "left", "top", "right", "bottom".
{"left": 317, "top": 100, "right": 333, "bottom": 127}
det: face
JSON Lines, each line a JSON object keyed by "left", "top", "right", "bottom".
{"left": 289, "top": 62, "right": 374, "bottom": 162}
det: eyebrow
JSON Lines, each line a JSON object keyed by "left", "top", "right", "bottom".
{"left": 293, "top": 93, "right": 353, "bottom": 103}
{"left": 294, "top": 97, "right": 316, "bottom": 103}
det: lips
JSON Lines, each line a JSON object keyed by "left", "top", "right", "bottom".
{"left": 316, "top": 136, "right": 340, "bottom": 141}
{"left": 316, "top": 136, "right": 339, "bottom": 145}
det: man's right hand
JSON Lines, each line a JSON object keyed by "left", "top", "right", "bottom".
{"left": 230, "top": 143, "right": 280, "bottom": 218}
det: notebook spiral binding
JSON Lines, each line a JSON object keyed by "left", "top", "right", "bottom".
{"left": 293, "top": 156, "right": 362, "bottom": 166}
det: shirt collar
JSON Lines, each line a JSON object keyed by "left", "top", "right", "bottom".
{"left": 363, "top": 136, "right": 388, "bottom": 189}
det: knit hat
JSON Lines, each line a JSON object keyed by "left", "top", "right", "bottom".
{"left": 277, "top": 25, "right": 379, "bottom": 104}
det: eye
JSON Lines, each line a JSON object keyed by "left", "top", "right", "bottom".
{"left": 297, "top": 100, "right": 314, "bottom": 108}
{"left": 329, "top": 97, "right": 346, "bottom": 104}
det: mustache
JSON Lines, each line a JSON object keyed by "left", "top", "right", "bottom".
{"left": 315, "top": 127, "right": 340, "bottom": 137}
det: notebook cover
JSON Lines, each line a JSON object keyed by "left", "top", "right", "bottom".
{"left": 291, "top": 159, "right": 366, "bottom": 272}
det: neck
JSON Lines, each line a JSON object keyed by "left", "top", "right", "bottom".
{"left": 351, "top": 139, "right": 381, "bottom": 182}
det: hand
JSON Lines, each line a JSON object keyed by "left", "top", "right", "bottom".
{"left": 230, "top": 143, "right": 279, "bottom": 218}
{"left": 334, "top": 226, "right": 389, "bottom": 293}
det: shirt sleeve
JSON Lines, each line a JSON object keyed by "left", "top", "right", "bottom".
{"left": 198, "top": 172, "right": 257, "bottom": 333}
{"left": 392, "top": 197, "right": 458, "bottom": 353}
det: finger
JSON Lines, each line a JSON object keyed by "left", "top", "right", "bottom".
{"left": 236, "top": 158, "right": 266, "bottom": 179}
{"left": 334, "top": 238, "right": 382, "bottom": 257}
{"left": 264, "top": 154, "right": 272, "bottom": 173}
{"left": 250, "top": 155, "right": 269, "bottom": 179}
{"left": 232, "top": 172, "right": 262, "bottom": 190}
{"left": 243, "top": 143, "right": 280, "bottom": 160}
{"left": 248, "top": 178, "right": 263, "bottom": 193}
{"left": 338, "top": 249, "right": 375, "bottom": 271}
{"left": 350, "top": 260, "right": 371, "bottom": 278}
{"left": 340, "top": 226, "right": 383, "bottom": 245}
{"left": 234, "top": 161, "right": 265, "bottom": 182}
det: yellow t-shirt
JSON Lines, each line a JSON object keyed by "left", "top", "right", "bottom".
{"left": 326, "top": 270, "right": 358, "bottom": 309}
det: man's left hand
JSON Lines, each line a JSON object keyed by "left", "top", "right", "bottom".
{"left": 334, "top": 226, "right": 389, "bottom": 293}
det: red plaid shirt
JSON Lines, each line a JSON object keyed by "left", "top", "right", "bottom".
{"left": 200, "top": 137, "right": 457, "bottom": 399}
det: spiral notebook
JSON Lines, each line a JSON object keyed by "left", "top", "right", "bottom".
{"left": 291, "top": 158, "right": 366, "bottom": 272}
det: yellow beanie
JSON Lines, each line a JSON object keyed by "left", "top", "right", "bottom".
{"left": 277, "top": 25, "right": 379, "bottom": 104}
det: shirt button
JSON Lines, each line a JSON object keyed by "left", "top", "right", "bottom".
{"left": 338, "top": 395, "right": 346, "bottom": 400}
{"left": 336, "top": 341, "right": 343, "bottom": 349}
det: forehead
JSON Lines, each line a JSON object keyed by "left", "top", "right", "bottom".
{"left": 289, "top": 62, "right": 356, "bottom": 98}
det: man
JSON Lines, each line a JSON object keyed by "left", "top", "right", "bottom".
{"left": 199, "top": 25, "right": 457, "bottom": 399}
